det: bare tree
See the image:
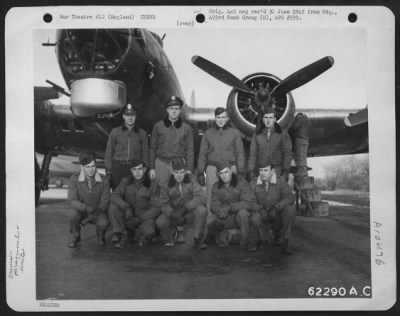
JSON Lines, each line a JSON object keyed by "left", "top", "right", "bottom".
{"left": 324, "top": 154, "right": 369, "bottom": 191}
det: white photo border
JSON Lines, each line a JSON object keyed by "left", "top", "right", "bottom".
{"left": 5, "top": 5, "right": 396, "bottom": 311}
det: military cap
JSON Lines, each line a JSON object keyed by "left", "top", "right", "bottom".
{"left": 171, "top": 157, "right": 186, "bottom": 171}
{"left": 216, "top": 160, "right": 231, "bottom": 172}
{"left": 129, "top": 160, "right": 145, "bottom": 169}
{"left": 263, "top": 106, "right": 275, "bottom": 115}
{"left": 123, "top": 103, "right": 136, "bottom": 115}
{"left": 214, "top": 107, "right": 227, "bottom": 116}
{"left": 165, "top": 95, "right": 184, "bottom": 108}
{"left": 79, "top": 152, "right": 96, "bottom": 166}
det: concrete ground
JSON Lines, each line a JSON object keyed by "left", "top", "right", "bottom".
{"left": 36, "top": 188, "right": 371, "bottom": 300}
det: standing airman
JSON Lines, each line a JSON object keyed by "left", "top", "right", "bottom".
{"left": 149, "top": 96, "right": 194, "bottom": 189}
{"left": 105, "top": 103, "right": 149, "bottom": 189}
{"left": 248, "top": 107, "right": 293, "bottom": 181}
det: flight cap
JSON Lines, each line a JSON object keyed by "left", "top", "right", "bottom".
{"left": 171, "top": 157, "right": 186, "bottom": 171}
{"left": 79, "top": 152, "right": 96, "bottom": 166}
{"left": 214, "top": 107, "right": 227, "bottom": 116}
{"left": 263, "top": 106, "right": 275, "bottom": 115}
{"left": 129, "top": 160, "right": 145, "bottom": 169}
{"left": 216, "top": 160, "right": 231, "bottom": 172}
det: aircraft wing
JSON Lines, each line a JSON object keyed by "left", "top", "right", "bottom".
{"left": 299, "top": 108, "right": 368, "bottom": 157}
{"left": 183, "top": 103, "right": 368, "bottom": 158}
{"left": 344, "top": 108, "right": 368, "bottom": 127}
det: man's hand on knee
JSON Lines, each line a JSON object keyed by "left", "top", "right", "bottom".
{"left": 217, "top": 204, "right": 230, "bottom": 219}
{"left": 268, "top": 205, "right": 278, "bottom": 221}
{"left": 196, "top": 171, "right": 205, "bottom": 186}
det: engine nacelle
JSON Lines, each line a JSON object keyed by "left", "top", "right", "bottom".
{"left": 226, "top": 73, "right": 296, "bottom": 140}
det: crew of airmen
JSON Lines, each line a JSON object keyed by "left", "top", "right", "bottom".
{"left": 67, "top": 95, "right": 304, "bottom": 255}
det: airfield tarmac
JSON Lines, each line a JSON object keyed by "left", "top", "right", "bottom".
{"left": 36, "top": 188, "right": 371, "bottom": 300}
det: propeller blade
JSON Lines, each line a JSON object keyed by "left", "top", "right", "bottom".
{"left": 271, "top": 56, "right": 334, "bottom": 97}
{"left": 344, "top": 108, "right": 368, "bottom": 127}
{"left": 192, "top": 55, "right": 254, "bottom": 94}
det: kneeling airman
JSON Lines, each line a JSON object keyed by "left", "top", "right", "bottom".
{"left": 156, "top": 158, "right": 208, "bottom": 249}
{"left": 108, "top": 160, "right": 161, "bottom": 248}
{"left": 249, "top": 163, "right": 296, "bottom": 254}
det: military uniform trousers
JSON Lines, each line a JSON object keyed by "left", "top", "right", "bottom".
{"left": 205, "top": 165, "right": 218, "bottom": 214}
{"left": 67, "top": 209, "right": 109, "bottom": 239}
{"left": 156, "top": 205, "right": 207, "bottom": 243}
{"left": 208, "top": 209, "right": 258, "bottom": 246}
{"left": 294, "top": 138, "right": 309, "bottom": 177}
{"left": 251, "top": 204, "right": 296, "bottom": 242}
{"left": 110, "top": 160, "right": 134, "bottom": 190}
{"left": 108, "top": 203, "right": 156, "bottom": 240}
{"left": 155, "top": 158, "right": 172, "bottom": 189}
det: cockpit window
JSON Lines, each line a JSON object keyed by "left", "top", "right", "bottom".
{"left": 61, "top": 29, "right": 130, "bottom": 72}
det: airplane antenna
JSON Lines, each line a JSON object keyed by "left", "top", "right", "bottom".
{"left": 46, "top": 80, "right": 71, "bottom": 97}
{"left": 161, "top": 33, "right": 166, "bottom": 41}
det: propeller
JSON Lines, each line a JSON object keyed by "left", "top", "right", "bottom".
{"left": 271, "top": 56, "right": 334, "bottom": 97}
{"left": 192, "top": 55, "right": 334, "bottom": 118}
{"left": 192, "top": 55, "right": 334, "bottom": 109}
{"left": 191, "top": 55, "right": 255, "bottom": 95}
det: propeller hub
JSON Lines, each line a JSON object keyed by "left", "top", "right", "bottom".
{"left": 255, "top": 87, "right": 273, "bottom": 112}
{"left": 227, "top": 72, "right": 295, "bottom": 139}
{"left": 257, "top": 88, "right": 270, "bottom": 101}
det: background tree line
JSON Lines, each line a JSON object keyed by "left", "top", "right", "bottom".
{"left": 314, "top": 154, "right": 369, "bottom": 192}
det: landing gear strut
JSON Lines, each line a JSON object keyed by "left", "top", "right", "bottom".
{"left": 35, "top": 151, "right": 53, "bottom": 204}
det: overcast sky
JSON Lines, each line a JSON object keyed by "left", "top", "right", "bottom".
{"left": 34, "top": 27, "right": 368, "bottom": 177}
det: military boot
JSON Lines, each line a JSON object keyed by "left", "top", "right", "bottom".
{"left": 194, "top": 237, "right": 208, "bottom": 250}
{"left": 111, "top": 232, "right": 121, "bottom": 243}
{"left": 247, "top": 242, "right": 257, "bottom": 252}
{"left": 114, "top": 232, "right": 128, "bottom": 249}
{"left": 273, "top": 231, "right": 282, "bottom": 246}
{"left": 97, "top": 230, "right": 106, "bottom": 246}
{"left": 68, "top": 235, "right": 81, "bottom": 248}
{"left": 281, "top": 238, "right": 292, "bottom": 255}
{"left": 175, "top": 226, "right": 185, "bottom": 243}
{"left": 217, "top": 230, "right": 229, "bottom": 247}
